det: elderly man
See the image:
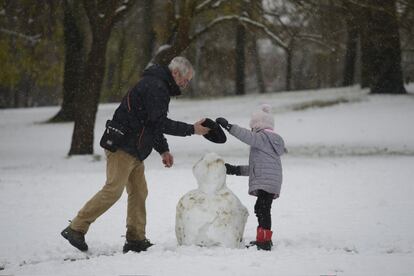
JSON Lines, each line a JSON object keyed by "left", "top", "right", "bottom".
{"left": 61, "top": 57, "right": 210, "bottom": 253}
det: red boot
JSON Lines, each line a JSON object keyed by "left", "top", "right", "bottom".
{"left": 256, "top": 227, "right": 273, "bottom": 251}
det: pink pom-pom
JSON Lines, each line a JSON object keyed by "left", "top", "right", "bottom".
{"left": 260, "top": 104, "right": 272, "bottom": 113}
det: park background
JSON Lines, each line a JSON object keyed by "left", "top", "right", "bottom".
{"left": 1, "top": 1, "right": 414, "bottom": 275}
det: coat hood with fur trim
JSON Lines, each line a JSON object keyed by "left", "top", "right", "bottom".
{"left": 142, "top": 64, "right": 182, "bottom": 96}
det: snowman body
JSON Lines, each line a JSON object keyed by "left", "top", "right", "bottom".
{"left": 175, "top": 153, "right": 249, "bottom": 248}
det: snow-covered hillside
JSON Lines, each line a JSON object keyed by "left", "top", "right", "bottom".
{"left": 1, "top": 85, "right": 414, "bottom": 275}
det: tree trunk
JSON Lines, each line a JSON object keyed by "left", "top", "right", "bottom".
{"left": 235, "top": 23, "right": 246, "bottom": 95}
{"left": 285, "top": 47, "right": 293, "bottom": 91}
{"left": 69, "top": 33, "right": 110, "bottom": 155}
{"left": 152, "top": 1, "right": 194, "bottom": 66}
{"left": 21, "top": 73, "right": 32, "bottom": 107}
{"left": 359, "top": 22, "right": 375, "bottom": 88}
{"left": 342, "top": 13, "right": 358, "bottom": 87}
{"left": 360, "top": 0, "right": 406, "bottom": 94}
{"left": 68, "top": 0, "right": 134, "bottom": 155}
{"left": 118, "top": 0, "right": 155, "bottom": 87}
{"left": 250, "top": 35, "right": 266, "bottom": 93}
{"left": 114, "top": 28, "right": 126, "bottom": 96}
{"left": 49, "top": 0, "right": 84, "bottom": 122}
{"left": 138, "top": 0, "right": 155, "bottom": 72}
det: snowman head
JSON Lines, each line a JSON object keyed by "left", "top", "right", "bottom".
{"left": 193, "top": 152, "right": 226, "bottom": 195}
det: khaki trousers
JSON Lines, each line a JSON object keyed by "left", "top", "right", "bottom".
{"left": 70, "top": 150, "right": 148, "bottom": 241}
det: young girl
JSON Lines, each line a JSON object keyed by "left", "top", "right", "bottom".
{"left": 216, "top": 104, "right": 286, "bottom": 251}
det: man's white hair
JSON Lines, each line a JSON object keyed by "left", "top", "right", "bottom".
{"left": 168, "top": 56, "right": 194, "bottom": 77}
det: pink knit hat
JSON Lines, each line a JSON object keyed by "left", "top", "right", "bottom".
{"left": 249, "top": 104, "right": 274, "bottom": 130}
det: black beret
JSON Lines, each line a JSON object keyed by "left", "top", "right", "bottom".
{"left": 201, "top": 118, "right": 227, "bottom": 144}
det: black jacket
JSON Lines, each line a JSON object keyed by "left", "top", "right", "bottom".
{"left": 112, "top": 64, "right": 194, "bottom": 161}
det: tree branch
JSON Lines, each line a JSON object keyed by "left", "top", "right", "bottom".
{"left": 195, "top": 0, "right": 228, "bottom": 14}
{"left": 297, "top": 34, "right": 336, "bottom": 51}
{"left": 0, "top": 28, "right": 41, "bottom": 45}
{"left": 190, "top": 15, "right": 288, "bottom": 49}
{"left": 111, "top": 0, "right": 135, "bottom": 26}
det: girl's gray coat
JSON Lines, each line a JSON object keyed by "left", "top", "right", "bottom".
{"left": 229, "top": 125, "right": 285, "bottom": 198}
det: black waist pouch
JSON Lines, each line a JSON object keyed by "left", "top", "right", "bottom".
{"left": 100, "top": 120, "right": 129, "bottom": 152}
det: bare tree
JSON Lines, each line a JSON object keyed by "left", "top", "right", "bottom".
{"left": 235, "top": 23, "right": 246, "bottom": 95}
{"left": 69, "top": 0, "right": 135, "bottom": 155}
{"left": 342, "top": 2, "right": 358, "bottom": 86}
{"left": 249, "top": 33, "right": 266, "bottom": 93}
{"left": 49, "top": 0, "right": 85, "bottom": 122}
{"left": 139, "top": 0, "right": 156, "bottom": 72}
{"left": 0, "top": 0, "right": 61, "bottom": 108}
{"left": 245, "top": 0, "right": 335, "bottom": 91}
{"left": 357, "top": 0, "right": 406, "bottom": 94}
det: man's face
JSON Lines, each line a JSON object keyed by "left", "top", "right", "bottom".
{"left": 173, "top": 69, "right": 193, "bottom": 89}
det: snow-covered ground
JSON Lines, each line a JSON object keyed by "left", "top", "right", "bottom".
{"left": 1, "top": 85, "right": 414, "bottom": 275}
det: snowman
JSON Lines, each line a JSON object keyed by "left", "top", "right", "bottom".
{"left": 175, "top": 152, "right": 249, "bottom": 248}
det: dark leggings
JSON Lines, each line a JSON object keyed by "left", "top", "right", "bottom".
{"left": 254, "top": 190, "right": 275, "bottom": 230}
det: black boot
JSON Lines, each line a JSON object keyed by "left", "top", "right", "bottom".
{"left": 123, "top": 239, "right": 154, "bottom": 253}
{"left": 61, "top": 226, "right": 88, "bottom": 252}
{"left": 248, "top": 240, "right": 273, "bottom": 249}
{"left": 255, "top": 227, "right": 273, "bottom": 251}
{"left": 256, "top": 240, "right": 273, "bottom": 251}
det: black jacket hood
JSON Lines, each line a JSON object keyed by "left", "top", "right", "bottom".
{"left": 142, "top": 64, "right": 182, "bottom": 96}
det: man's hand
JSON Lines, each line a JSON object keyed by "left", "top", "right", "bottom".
{"left": 161, "top": 151, "right": 174, "bottom": 168}
{"left": 194, "top": 118, "right": 210, "bottom": 135}
{"left": 216, "top": 117, "right": 232, "bottom": 131}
